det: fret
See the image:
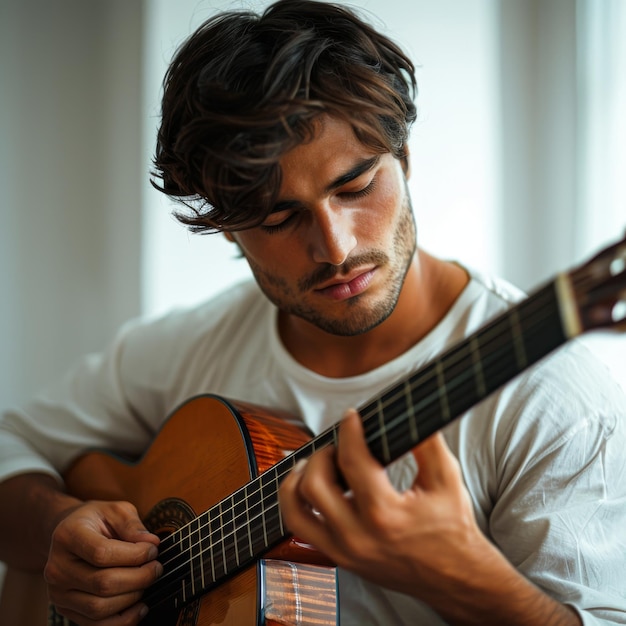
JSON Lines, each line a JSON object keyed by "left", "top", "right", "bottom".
{"left": 181, "top": 524, "right": 191, "bottom": 604}
{"left": 260, "top": 465, "right": 284, "bottom": 544}
{"left": 244, "top": 484, "right": 254, "bottom": 559}
{"left": 265, "top": 498, "right": 284, "bottom": 546}
{"left": 221, "top": 498, "right": 237, "bottom": 575}
{"left": 518, "top": 284, "right": 566, "bottom": 363}
{"left": 439, "top": 343, "right": 480, "bottom": 424}
{"left": 509, "top": 307, "right": 528, "bottom": 370}
{"left": 274, "top": 465, "right": 285, "bottom": 538}
{"left": 245, "top": 480, "right": 267, "bottom": 555}
{"left": 434, "top": 360, "right": 451, "bottom": 422}
{"left": 377, "top": 398, "right": 391, "bottom": 464}
{"left": 404, "top": 379, "right": 418, "bottom": 444}
{"left": 249, "top": 507, "right": 269, "bottom": 556}
{"left": 209, "top": 502, "right": 226, "bottom": 581}
{"left": 474, "top": 318, "right": 521, "bottom": 394}
{"left": 309, "top": 430, "right": 335, "bottom": 452}
{"left": 199, "top": 511, "right": 216, "bottom": 586}
{"left": 189, "top": 516, "right": 202, "bottom": 597}
{"left": 233, "top": 494, "right": 248, "bottom": 567}
{"left": 469, "top": 336, "right": 486, "bottom": 398}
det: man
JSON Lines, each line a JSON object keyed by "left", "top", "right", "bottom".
{"left": 1, "top": 1, "right": 625, "bottom": 624}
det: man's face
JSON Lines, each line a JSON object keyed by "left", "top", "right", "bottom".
{"left": 228, "top": 116, "right": 417, "bottom": 337}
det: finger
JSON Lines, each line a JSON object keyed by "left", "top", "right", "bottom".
{"left": 279, "top": 457, "right": 324, "bottom": 535}
{"left": 411, "top": 432, "right": 460, "bottom": 490}
{"left": 56, "top": 501, "right": 160, "bottom": 568}
{"left": 94, "top": 501, "right": 160, "bottom": 546}
{"left": 53, "top": 598, "right": 149, "bottom": 626}
{"left": 279, "top": 455, "right": 348, "bottom": 554}
{"left": 280, "top": 451, "right": 344, "bottom": 522}
{"left": 85, "top": 559, "right": 163, "bottom": 597}
{"left": 336, "top": 409, "right": 395, "bottom": 503}
{"left": 68, "top": 524, "right": 160, "bottom": 569}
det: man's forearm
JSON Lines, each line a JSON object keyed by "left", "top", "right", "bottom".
{"left": 0, "top": 473, "right": 81, "bottom": 571}
{"left": 427, "top": 539, "right": 582, "bottom": 626}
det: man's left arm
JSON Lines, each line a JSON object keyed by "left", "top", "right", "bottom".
{"left": 279, "top": 409, "right": 584, "bottom": 626}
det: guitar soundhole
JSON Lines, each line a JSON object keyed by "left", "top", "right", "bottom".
{"left": 144, "top": 497, "right": 197, "bottom": 539}
{"left": 143, "top": 498, "right": 200, "bottom": 626}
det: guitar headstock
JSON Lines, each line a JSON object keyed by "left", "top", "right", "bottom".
{"left": 568, "top": 233, "right": 626, "bottom": 333}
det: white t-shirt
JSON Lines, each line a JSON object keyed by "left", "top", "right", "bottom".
{"left": 1, "top": 271, "right": 625, "bottom": 624}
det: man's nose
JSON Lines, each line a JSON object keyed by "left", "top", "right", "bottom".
{"left": 308, "top": 204, "right": 358, "bottom": 266}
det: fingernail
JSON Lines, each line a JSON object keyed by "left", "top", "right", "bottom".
{"left": 139, "top": 604, "right": 149, "bottom": 619}
{"left": 293, "top": 458, "right": 308, "bottom": 474}
{"left": 148, "top": 545, "right": 159, "bottom": 559}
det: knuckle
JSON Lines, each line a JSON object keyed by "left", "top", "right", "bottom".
{"left": 367, "top": 505, "right": 390, "bottom": 532}
{"left": 298, "top": 471, "right": 323, "bottom": 502}
{"left": 89, "top": 543, "right": 111, "bottom": 567}
{"left": 90, "top": 570, "right": 115, "bottom": 596}
{"left": 337, "top": 531, "right": 361, "bottom": 556}
{"left": 83, "top": 595, "right": 110, "bottom": 620}
{"left": 116, "top": 500, "right": 138, "bottom": 515}
{"left": 43, "top": 560, "right": 61, "bottom": 585}
{"left": 105, "top": 499, "right": 138, "bottom": 521}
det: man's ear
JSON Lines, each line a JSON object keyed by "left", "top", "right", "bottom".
{"left": 224, "top": 231, "right": 246, "bottom": 258}
{"left": 400, "top": 146, "right": 411, "bottom": 179}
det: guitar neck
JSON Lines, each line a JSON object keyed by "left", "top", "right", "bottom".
{"left": 358, "top": 278, "right": 570, "bottom": 465}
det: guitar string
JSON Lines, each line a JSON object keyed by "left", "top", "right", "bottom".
{"left": 146, "top": 286, "right": 558, "bottom": 608}
{"left": 146, "top": 287, "right": 560, "bottom": 608}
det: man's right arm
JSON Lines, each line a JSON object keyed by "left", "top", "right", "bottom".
{"left": 0, "top": 473, "right": 79, "bottom": 571}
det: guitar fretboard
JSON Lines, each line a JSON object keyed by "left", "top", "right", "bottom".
{"left": 144, "top": 280, "right": 568, "bottom": 613}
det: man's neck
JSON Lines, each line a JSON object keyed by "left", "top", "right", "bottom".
{"left": 278, "top": 251, "right": 469, "bottom": 378}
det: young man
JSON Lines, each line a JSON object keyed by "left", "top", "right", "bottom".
{"left": 1, "top": 1, "right": 625, "bottom": 624}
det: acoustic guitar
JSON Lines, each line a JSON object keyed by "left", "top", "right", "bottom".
{"left": 3, "top": 234, "right": 625, "bottom": 626}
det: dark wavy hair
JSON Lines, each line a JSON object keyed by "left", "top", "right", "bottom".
{"left": 152, "top": 0, "right": 417, "bottom": 233}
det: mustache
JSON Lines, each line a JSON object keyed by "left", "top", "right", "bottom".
{"left": 298, "top": 250, "right": 388, "bottom": 293}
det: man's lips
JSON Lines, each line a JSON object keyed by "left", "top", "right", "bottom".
{"left": 314, "top": 268, "right": 377, "bottom": 301}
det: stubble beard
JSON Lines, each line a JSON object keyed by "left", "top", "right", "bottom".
{"left": 248, "top": 197, "right": 417, "bottom": 337}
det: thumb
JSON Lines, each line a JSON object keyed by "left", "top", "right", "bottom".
{"left": 97, "top": 501, "right": 160, "bottom": 547}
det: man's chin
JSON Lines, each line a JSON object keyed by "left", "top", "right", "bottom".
{"left": 296, "top": 299, "right": 396, "bottom": 337}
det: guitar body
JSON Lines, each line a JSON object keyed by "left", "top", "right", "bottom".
{"left": 31, "top": 396, "right": 337, "bottom": 626}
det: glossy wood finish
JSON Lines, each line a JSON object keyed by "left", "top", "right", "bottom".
{"left": 60, "top": 395, "right": 337, "bottom": 625}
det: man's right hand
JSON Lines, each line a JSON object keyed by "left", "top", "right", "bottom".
{"left": 44, "top": 500, "right": 162, "bottom": 626}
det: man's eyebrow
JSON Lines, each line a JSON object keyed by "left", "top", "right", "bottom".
{"left": 324, "top": 155, "right": 380, "bottom": 193}
{"left": 270, "top": 155, "right": 380, "bottom": 215}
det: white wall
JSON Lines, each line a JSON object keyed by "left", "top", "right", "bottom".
{"left": 0, "top": 0, "right": 143, "bottom": 413}
{"left": 0, "top": 0, "right": 144, "bottom": 593}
